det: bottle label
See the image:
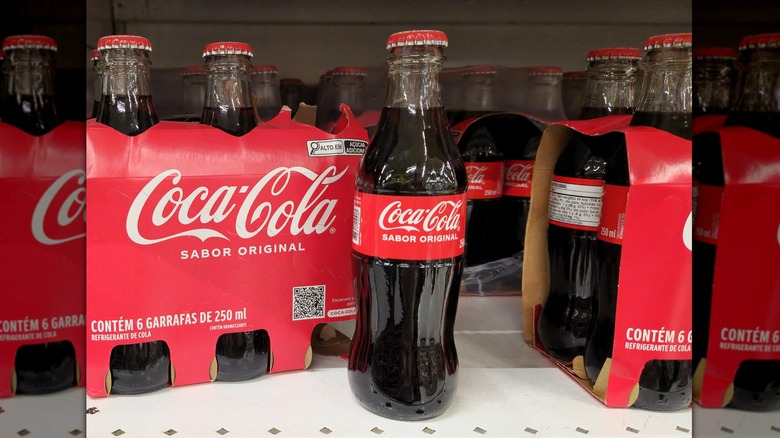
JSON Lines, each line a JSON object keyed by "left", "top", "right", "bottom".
{"left": 503, "top": 160, "right": 534, "bottom": 198}
{"left": 465, "top": 161, "right": 505, "bottom": 200}
{"left": 352, "top": 192, "right": 466, "bottom": 260}
{"left": 547, "top": 176, "right": 604, "bottom": 231}
{"left": 597, "top": 184, "right": 629, "bottom": 245}
{"left": 693, "top": 183, "right": 722, "bottom": 245}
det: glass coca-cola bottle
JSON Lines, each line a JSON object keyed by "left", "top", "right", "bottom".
{"left": 539, "top": 48, "right": 639, "bottom": 363}
{"left": 280, "top": 77, "right": 304, "bottom": 117}
{"left": 0, "top": 49, "right": 5, "bottom": 119}
{"left": 3, "top": 35, "right": 76, "bottom": 394}
{"left": 96, "top": 35, "right": 159, "bottom": 137}
{"left": 316, "top": 66, "right": 366, "bottom": 133}
{"left": 201, "top": 42, "right": 259, "bottom": 136}
{"left": 2, "top": 35, "right": 60, "bottom": 135}
{"left": 697, "top": 33, "right": 780, "bottom": 412}
{"left": 90, "top": 49, "right": 102, "bottom": 119}
{"left": 200, "top": 41, "right": 270, "bottom": 381}
{"left": 499, "top": 67, "right": 566, "bottom": 264}
{"left": 96, "top": 35, "right": 169, "bottom": 394}
{"left": 693, "top": 48, "right": 737, "bottom": 116}
{"left": 178, "top": 65, "right": 206, "bottom": 122}
{"left": 349, "top": 30, "right": 466, "bottom": 420}
{"left": 562, "top": 71, "right": 587, "bottom": 120}
{"left": 585, "top": 33, "right": 692, "bottom": 411}
{"left": 251, "top": 64, "right": 282, "bottom": 121}
{"left": 447, "top": 65, "right": 499, "bottom": 126}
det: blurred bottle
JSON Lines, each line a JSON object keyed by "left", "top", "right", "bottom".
{"left": 447, "top": 65, "right": 499, "bottom": 126}
{"left": 3, "top": 35, "right": 76, "bottom": 394}
{"left": 315, "top": 66, "right": 366, "bottom": 133}
{"left": 280, "top": 77, "right": 304, "bottom": 117}
{"left": 693, "top": 48, "right": 737, "bottom": 116}
{"left": 539, "top": 48, "right": 639, "bottom": 363}
{"left": 585, "top": 33, "right": 693, "bottom": 411}
{"left": 0, "top": 50, "right": 4, "bottom": 119}
{"left": 251, "top": 64, "right": 282, "bottom": 122}
{"left": 562, "top": 71, "right": 587, "bottom": 120}
{"left": 517, "top": 66, "right": 567, "bottom": 121}
{"left": 177, "top": 65, "right": 206, "bottom": 122}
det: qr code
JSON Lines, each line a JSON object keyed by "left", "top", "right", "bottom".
{"left": 293, "top": 285, "right": 325, "bottom": 320}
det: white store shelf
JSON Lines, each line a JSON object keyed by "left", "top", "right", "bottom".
{"left": 6, "top": 297, "right": 776, "bottom": 437}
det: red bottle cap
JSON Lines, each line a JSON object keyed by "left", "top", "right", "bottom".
{"left": 462, "top": 65, "right": 498, "bottom": 75}
{"left": 2, "top": 35, "right": 58, "bottom": 51}
{"left": 386, "top": 30, "right": 448, "bottom": 50}
{"left": 0, "top": 50, "right": 5, "bottom": 60}
{"left": 331, "top": 66, "right": 367, "bottom": 76}
{"left": 90, "top": 49, "right": 101, "bottom": 61}
{"left": 586, "top": 48, "right": 642, "bottom": 61}
{"left": 97, "top": 35, "right": 152, "bottom": 51}
{"left": 252, "top": 65, "right": 279, "bottom": 74}
{"left": 182, "top": 65, "right": 206, "bottom": 76}
{"left": 738, "top": 33, "right": 780, "bottom": 50}
{"left": 527, "top": 66, "right": 562, "bottom": 76}
{"left": 281, "top": 78, "right": 304, "bottom": 86}
{"left": 693, "top": 47, "right": 738, "bottom": 59}
{"left": 202, "top": 42, "right": 253, "bottom": 58}
{"left": 643, "top": 33, "right": 692, "bottom": 51}
{"left": 563, "top": 71, "right": 587, "bottom": 79}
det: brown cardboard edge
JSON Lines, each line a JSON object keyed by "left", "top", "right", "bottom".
{"left": 521, "top": 124, "right": 573, "bottom": 344}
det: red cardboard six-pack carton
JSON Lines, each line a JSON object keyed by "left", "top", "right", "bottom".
{"left": 0, "top": 121, "right": 87, "bottom": 397}
{"left": 523, "top": 115, "right": 692, "bottom": 407}
{"left": 86, "top": 107, "right": 367, "bottom": 397}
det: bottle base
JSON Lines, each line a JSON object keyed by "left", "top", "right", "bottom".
{"left": 352, "top": 392, "right": 452, "bottom": 421}
{"left": 633, "top": 387, "right": 692, "bottom": 411}
{"left": 728, "top": 388, "right": 780, "bottom": 412}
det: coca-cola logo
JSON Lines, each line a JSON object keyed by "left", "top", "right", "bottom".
{"left": 378, "top": 200, "right": 462, "bottom": 233}
{"left": 126, "top": 166, "right": 347, "bottom": 245}
{"left": 683, "top": 211, "right": 692, "bottom": 251}
{"left": 31, "top": 169, "right": 87, "bottom": 245}
{"left": 505, "top": 163, "right": 533, "bottom": 182}
{"left": 466, "top": 165, "right": 487, "bottom": 184}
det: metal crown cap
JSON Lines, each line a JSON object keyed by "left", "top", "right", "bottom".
{"left": 693, "top": 47, "right": 738, "bottom": 59}
{"left": 97, "top": 35, "right": 152, "bottom": 52}
{"left": 90, "top": 49, "right": 101, "bottom": 61}
{"left": 563, "top": 71, "right": 587, "bottom": 79}
{"left": 462, "top": 65, "right": 498, "bottom": 75}
{"left": 202, "top": 42, "right": 253, "bottom": 57}
{"left": 386, "top": 30, "right": 448, "bottom": 50}
{"left": 182, "top": 65, "right": 206, "bottom": 76}
{"left": 3, "top": 35, "right": 58, "bottom": 51}
{"left": 252, "top": 65, "right": 279, "bottom": 74}
{"left": 586, "top": 48, "right": 642, "bottom": 62}
{"left": 738, "top": 33, "right": 780, "bottom": 51}
{"left": 527, "top": 66, "right": 562, "bottom": 76}
{"left": 643, "top": 33, "right": 692, "bottom": 51}
{"left": 331, "top": 66, "right": 367, "bottom": 76}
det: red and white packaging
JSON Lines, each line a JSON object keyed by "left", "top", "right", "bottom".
{"left": 523, "top": 115, "right": 692, "bottom": 407}
{"left": 0, "top": 121, "right": 86, "bottom": 397}
{"left": 86, "top": 107, "right": 368, "bottom": 397}
{"left": 695, "top": 126, "right": 780, "bottom": 407}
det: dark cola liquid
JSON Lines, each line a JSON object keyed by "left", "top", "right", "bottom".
{"left": 578, "top": 106, "right": 634, "bottom": 120}
{"left": 4, "top": 95, "right": 59, "bottom": 135}
{"left": 538, "top": 135, "right": 605, "bottom": 362}
{"left": 500, "top": 135, "right": 540, "bottom": 259}
{"left": 725, "top": 111, "right": 780, "bottom": 138}
{"left": 585, "top": 113, "right": 693, "bottom": 410}
{"left": 201, "top": 106, "right": 257, "bottom": 136}
{"left": 215, "top": 330, "right": 270, "bottom": 381}
{"left": 109, "top": 341, "right": 170, "bottom": 394}
{"left": 98, "top": 94, "right": 158, "bottom": 136}
{"left": 91, "top": 99, "right": 100, "bottom": 120}
{"left": 14, "top": 341, "right": 76, "bottom": 394}
{"left": 349, "top": 106, "right": 465, "bottom": 420}
{"left": 461, "top": 126, "right": 504, "bottom": 267}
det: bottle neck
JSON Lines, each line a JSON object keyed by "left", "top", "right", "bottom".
{"left": 519, "top": 73, "right": 566, "bottom": 121}
{"left": 331, "top": 74, "right": 364, "bottom": 114}
{"left": 460, "top": 73, "right": 496, "bottom": 111}
{"left": 729, "top": 47, "right": 780, "bottom": 114}
{"left": 385, "top": 45, "right": 445, "bottom": 110}
{"left": 92, "top": 60, "right": 102, "bottom": 103}
{"left": 633, "top": 47, "right": 692, "bottom": 115}
{"left": 4, "top": 48, "right": 59, "bottom": 132}
{"left": 579, "top": 59, "right": 637, "bottom": 119}
{"left": 693, "top": 58, "right": 733, "bottom": 115}
{"left": 97, "top": 48, "right": 158, "bottom": 134}
{"left": 203, "top": 54, "right": 255, "bottom": 110}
